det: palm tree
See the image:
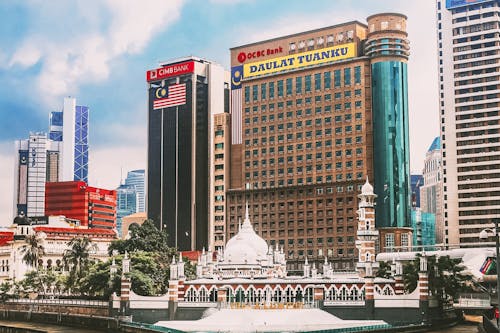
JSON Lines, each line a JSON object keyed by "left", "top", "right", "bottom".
{"left": 20, "top": 232, "right": 46, "bottom": 269}
{"left": 63, "top": 237, "right": 97, "bottom": 292}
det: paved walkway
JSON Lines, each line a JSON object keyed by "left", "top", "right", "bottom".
{"left": 0, "top": 320, "right": 105, "bottom": 332}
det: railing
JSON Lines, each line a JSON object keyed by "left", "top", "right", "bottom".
{"left": 455, "top": 293, "right": 491, "bottom": 308}
{"left": 8, "top": 298, "right": 108, "bottom": 307}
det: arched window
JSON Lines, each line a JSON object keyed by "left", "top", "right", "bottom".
{"left": 185, "top": 288, "right": 196, "bottom": 302}
{"left": 382, "top": 285, "right": 394, "bottom": 295}
{"left": 235, "top": 287, "right": 245, "bottom": 303}
{"left": 305, "top": 287, "right": 314, "bottom": 303}
{"left": 247, "top": 288, "right": 257, "bottom": 303}
{"left": 209, "top": 288, "right": 218, "bottom": 302}
{"left": 284, "top": 287, "right": 293, "bottom": 303}
{"left": 339, "top": 286, "right": 349, "bottom": 301}
{"left": 199, "top": 287, "right": 208, "bottom": 302}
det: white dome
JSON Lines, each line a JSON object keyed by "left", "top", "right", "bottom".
{"left": 223, "top": 204, "right": 269, "bottom": 265}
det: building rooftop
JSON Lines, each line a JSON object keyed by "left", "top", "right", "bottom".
{"left": 427, "top": 136, "right": 440, "bottom": 152}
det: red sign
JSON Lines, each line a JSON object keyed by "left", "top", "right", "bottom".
{"left": 237, "top": 46, "right": 284, "bottom": 63}
{"left": 146, "top": 61, "right": 194, "bottom": 82}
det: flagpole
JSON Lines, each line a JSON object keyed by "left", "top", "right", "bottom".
{"left": 175, "top": 104, "right": 179, "bottom": 249}
{"left": 160, "top": 106, "right": 164, "bottom": 232}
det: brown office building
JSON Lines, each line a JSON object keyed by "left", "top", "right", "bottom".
{"left": 227, "top": 14, "right": 411, "bottom": 272}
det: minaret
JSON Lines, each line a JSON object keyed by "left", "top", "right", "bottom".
{"left": 356, "top": 178, "right": 380, "bottom": 277}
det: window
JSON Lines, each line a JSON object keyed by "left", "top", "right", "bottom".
{"left": 277, "top": 80, "right": 284, "bottom": 97}
{"left": 334, "top": 69, "right": 341, "bottom": 88}
{"left": 385, "top": 233, "right": 395, "bottom": 249}
{"left": 269, "top": 82, "right": 275, "bottom": 99}
{"left": 314, "top": 73, "right": 321, "bottom": 91}
{"left": 296, "top": 77, "right": 302, "bottom": 94}
{"left": 261, "top": 83, "right": 267, "bottom": 100}
{"left": 324, "top": 72, "right": 331, "bottom": 89}
{"left": 305, "top": 75, "right": 312, "bottom": 93}
{"left": 354, "top": 66, "right": 361, "bottom": 84}
{"left": 244, "top": 86, "right": 250, "bottom": 103}
{"left": 401, "top": 233, "right": 409, "bottom": 247}
{"left": 286, "top": 78, "right": 293, "bottom": 96}
{"left": 252, "top": 85, "right": 258, "bottom": 101}
{"left": 344, "top": 68, "right": 351, "bottom": 86}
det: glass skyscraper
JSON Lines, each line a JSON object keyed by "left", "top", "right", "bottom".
{"left": 116, "top": 184, "right": 138, "bottom": 235}
{"left": 49, "top": 97, "right": 90, "bottom": 183}
{"left": 367, "top": 14, "right": 412, "bottom": 229}
{"left": 124, "top": 169, "right": 145, "bottom": 212}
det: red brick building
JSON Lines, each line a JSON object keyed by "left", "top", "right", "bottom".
{"left": 45, "top": 181, "right": 117, "bottom": 229}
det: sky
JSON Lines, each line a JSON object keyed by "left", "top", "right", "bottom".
{"left": 0, "top": 0, "right": 439, "bottom": 225}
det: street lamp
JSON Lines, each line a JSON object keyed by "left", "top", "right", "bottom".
{"left": 479, "top": 218, "right": 500, "bottom": 332}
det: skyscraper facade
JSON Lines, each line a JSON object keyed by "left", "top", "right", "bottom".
{"left": 227, "top": 13, "right": 412, "bottom": 270}
{"left": 146, "top": 57, "right": 229, "bottom": 251}
{"left": 436, "top": 0, "right": 500, "bottom": 246}
{"left": 49, "top": 97, "right": 90, "bottom": 183}
{"left": 45, "top": 181, "right": 116, "bottom": 229}
{"left": 124, "top": 169, "right": 145, "bottom": 212}
{"left": 13, "top": 133, "right": 61, "bottom": 217}
{"left": 420, "top": 137, "right": 444, "bottom": 243}
{"left": 13, "top": 97, "right": 89, "bottom": 219}
{"left": 116, "top": 184, "right": 138, "bottom": 236}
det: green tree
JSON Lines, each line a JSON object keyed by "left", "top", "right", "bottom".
{"left": 80, "top": 259, "right": 120, "bottom": 298}
{"left": 0, "top": 281, "right": 12, "bottom": 302}
{"left": 403, "top": 255, "right": 473, "bottom": 301}
{"left": 63, "top": 237, "right": 97, "bottom": 293}
{"left": 20, "top": 233, "right": 46, "bottom": 268}
{"left": 108, "top": 220, "right": 176, "bottom": 258}
{"left": 376, "top": 261, "right": 393, "bottom": 279}
{"left": 81, "top": 251, "right": 170, "bottom": 297}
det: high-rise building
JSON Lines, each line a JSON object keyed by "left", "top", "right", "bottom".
{"left": 436, "top": 0, "right": 500, "bottom": 246}
{"left": 45, "top": 181, "right": 116, "bottom": 230}
{"left": 13, "top": 133, "right": 61, "bottom": 217}
{"left": 420, "top": 137, "right": 443, "bottom": 243}
{"left": 124, "top": 169, "right": 145, "bottom": 212}
{"left": 227, "top": 13, "right": 412, "bottom": 270}
{"left": 146, "top": 57, "right": 229, "bottom": 251}
{"left": 410, "top": 174, "right": 424, "bottom": 208}
{"left": 13, "top": 97, "right": 90, "bottom": 219}
{"left": 116, "top": 184, "right": 138, "bottom": 236}
{"left": 49, "top": 97, "right": 90, "bottom": 183}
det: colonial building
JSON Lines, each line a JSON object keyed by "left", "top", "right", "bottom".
{"left": 0, "top": 214, "right": 116, "bottom": 282}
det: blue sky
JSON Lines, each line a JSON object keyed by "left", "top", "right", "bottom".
{"left": 0, "top": 0, "right": 438, "bottom": 224}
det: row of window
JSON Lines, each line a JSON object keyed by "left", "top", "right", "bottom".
{"left": 244, "top": 136, "right": 365, "bottom": 156}
{"left": 245, "top": 148, "right": 363, "bottom": 165}
{"left": 244, "top": 68, "right": 363, "bottom": 103}
{"left": 244, "top": 100, "right": 364, "bottom": 116}
{"left": 244, "top": 111, "right": 363, "bottom": 127}
{"left": 244, "top": 126, "right": 363, "bottom": 142}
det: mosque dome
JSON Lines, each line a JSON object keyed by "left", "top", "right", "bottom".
{"left": 223, "top": 204, "right": 269, "bottom": 265}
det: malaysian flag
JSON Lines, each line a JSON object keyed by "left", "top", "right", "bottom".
{"left": 153, "top": 83, "right": 186, "bottom": 110}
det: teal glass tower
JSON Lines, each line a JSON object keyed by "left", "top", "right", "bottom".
{"left": 366, "top": 14, "right": 411, "bottom": 229}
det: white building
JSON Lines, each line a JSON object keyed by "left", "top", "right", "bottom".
{"left": 13, "top": 97, "right": 90, "bottom": 219}
{"left": 420, "top": 137, "right": 444, "bottom": 243}
{"left": 0, "top": 216, "right": 116, "bottom": 282}
{"left": 13, "top": 133, "right": 61, "bottom": 217}
{"left": 436, "top": 0, "right": 500, "bottom": 246}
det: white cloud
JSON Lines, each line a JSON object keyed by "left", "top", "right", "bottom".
{"left": 8, "top": 0, "right": 186, "bottom": 107}
{"left": 89, "top": 145, "right": 146, "bottom": 190}
{"left": 8, "top": 42, "right": 42, "bottom": 68}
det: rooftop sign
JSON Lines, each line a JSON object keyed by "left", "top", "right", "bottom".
{"left": 243, "top": 43, "right": 355, "bottom": 78}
